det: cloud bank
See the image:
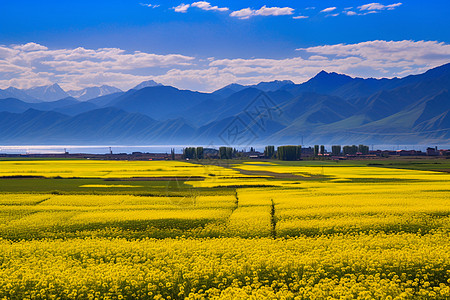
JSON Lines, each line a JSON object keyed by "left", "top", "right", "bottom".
{"left": 172, "top": 2, "right": 228, "bottom": 13}
{"left": 230, "top": 6, "right": 294, "bottom": 19}
{"left": 320, "top": 7, "right": 337, "bottom": 13}
{"left": 358, "top": 3, "right": 402, "bottom": 11}
{"left": 169, "top": 2, "right": 401, "bottom": 20}
{"left": 0, "top": 43, "right": 194, "bottom": 90}
{"left": 344, "top": 2, "right": 402, "bottom": 16}
{"left": 1, "top": 40, "right": 449, "bottom": 92}
{"left": 191, "top": 1, "right": 228, "bottom": 12}
{"left": 172, "top": 2, "right": 294, "bottom": 19}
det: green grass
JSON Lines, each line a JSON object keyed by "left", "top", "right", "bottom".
{"left": 268, "top": 157, "right": 450, "bottom": 172}
{"left": 0, "top": 178, "right": 235, "bottom": 196}
{"left": 0, "top": 157, "right": 82, "bottom": 161}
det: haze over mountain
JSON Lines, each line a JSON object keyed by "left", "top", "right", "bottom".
{"left": 0, "top": 64, "right": 449, "bottom": 145}
{"left": 67, "top": 85, "right": 122, "bottom": 101}
{"left": 132, "top": 80, "right": 163, "bottom": 90}
{"left": 0, "top": 83, "right": 126, "bottom": 103}
{"left": 24, "top": 84, "right": 69, "bottom": 102}
{"left": 0, "top": 87, "right": 40, "bottom": 103}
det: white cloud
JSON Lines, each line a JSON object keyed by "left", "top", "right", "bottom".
{"left": 359, "top": 3, "right": 384, "bottom": 10}
{"left": 230, "top": 6, "right": 294, "bottom": 19}
{"left": 172, "top": 2, "right": 228, "bottom": 13}
{"left": 230, "top": 8, "right": 254, "bottom": 19}
{"left": 295, "top": 41, "right": 450, "bottom": 75}
{"left": 256, "top": 6, "right": 294, "bottom": 16}
{"left": 0, "top": 43, "right": 195, "bottom": 90}
{"left": 171, "top": 3, "right": 293, "bottom": 20}
{"left": 341, "top": 3, "right": 401, "bottom": 16}
{"left": 191, "top": 1, "right": 228, "bottom": 12}
{"left": 321, "top": 7, "right": 337, "bottom": 13}
{"left": 13, "top": 42, "right": 48, "bottom": 51}
{"left": 358, "top": 3, "right": 402, "bottom": 11}
{"left": 293, "top": 15, "right": 308, "bottom": 19}
{"left": 173, "top": 3, "right": 190, "bottom": 13}
{"left": 1, "top": 40, "right": 450, "bottom": 92}
{"left": 386, "top": 3, "right": 403, "bottom": 10}
{"left": 140, "top": 3, "right": 160, "bottom": 8}
{"left": 202, "top": 40, "right": 450, "bottom": 91}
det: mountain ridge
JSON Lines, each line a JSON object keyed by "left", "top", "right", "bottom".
{"left": 1, "top": 63, "right": 449, "bottom": 145}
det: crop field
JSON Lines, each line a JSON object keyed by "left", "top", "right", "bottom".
{"left": 0, "top": 158, "right": 449, "bottom": 299}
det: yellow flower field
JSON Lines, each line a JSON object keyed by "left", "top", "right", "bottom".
{"left": 0, "top": 158, "right": 449, "bottom": 299}
{"left": 0, "top": 160, "right": 242, "bottom": 178}
{"left": 1, "top": 234, "right": 449, "bottom": 299}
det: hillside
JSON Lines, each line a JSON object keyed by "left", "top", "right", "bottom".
{"left": 0, "top": 64, "right": 449, "bottom": 145}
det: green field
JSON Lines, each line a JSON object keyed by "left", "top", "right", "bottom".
{"left": 0, "top": 158, "right": 449, "bottom": 299}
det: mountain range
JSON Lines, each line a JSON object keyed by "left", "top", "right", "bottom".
{"left": 0, "top": 84, "right": 123, "bottom": 103}
{"left": 1, "top": 63, "right": 449, "bottom": 145}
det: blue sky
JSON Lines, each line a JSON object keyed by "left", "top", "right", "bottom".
{"left": 0, "top": 0, "right": 449, "bottom": 91}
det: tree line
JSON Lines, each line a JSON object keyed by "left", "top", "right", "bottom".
{"left": 181, "top": 144, "right": 370, "bottom": 161}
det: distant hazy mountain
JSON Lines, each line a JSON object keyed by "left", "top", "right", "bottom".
{"left": 0, "top": 84, "right": 122, "bottom": 103}
{"left": 212, "top": 83, "right": 246, "bottom": 98}
{"left": 0, "top": 97, "right": 78, "bottom": 113}
{"left": 0, "top": 87, "right": 40, "bottom": 103}
{"left": 0, "top": 107, "right": 195, "bottom": 144}
{"left": 67, "top": 85, "right": 122, "bottom": 101}
{"left": 109, "top": 85, "right": 220, "bottom": 120}
{"left": 132, "top": 80, "right": 162, "bottom": 90}
{"left": 0, "top": 109, "right": 69, "bottom": 142}
{"left": 250, "top": 80, "right": 294, "bottom": 91}
{"left": 24, "top": 83, "right": 69, "bottom": 102}
{"left": 0, "top": 63, "right": 449, "bottom": 145}
{"left": 87, "top": 92, "right": 125, "bottom": 107}
{"left": 212, "top": 80, "right": 294, "bottom": 98}
{"left": 52, "top": 101, "right": 99, "bottom": 116}
{"left": 283, "top": 63, "right": 450, "bottom": 101}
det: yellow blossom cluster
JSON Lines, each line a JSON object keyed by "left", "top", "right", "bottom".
{"left": 0, "top": 159, "right": 449, "bottom": 298}
{"left": 0, "top": 234, "right": 449, "bottom": 299}
{"left": 0, "top": 160, "right": 242, "bottom": 178}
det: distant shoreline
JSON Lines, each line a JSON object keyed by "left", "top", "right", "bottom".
{"left": 1, "top": 144, "right": 450, "bottom": 155}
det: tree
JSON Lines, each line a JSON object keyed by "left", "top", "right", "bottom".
{"left": 277, "top": 145, "right": 301, "bottom": 161}
{"left": 331, "top": 145, "right": 341, "bottom": 156}
{"left": 343, "top": 145, "right": 358, "bottom": 155}
{"left": 183, "top": 147, "right": 196, "bottom": 159}
{"left": 264, "top": 145, "right": 275, "bottom": 158}
{"left": 195, "top": 147, "right": 204, "bottom": 159}
{"left": 314, "top": 145, "right": 319, "bottom": 156}
{"left": 171, "top": 148, "right": 175, "bottom": 160}
{"left": 320, "top": 145, "right": 325, "bottom": 155}
{"left": 358, "top": 144, "right": 369, "bottom": 155}
{"left": 227, "top": 147, "right": 233, "bottom": 159}
{"left": 219, "top": 147, "right": 233, "bottom": 159}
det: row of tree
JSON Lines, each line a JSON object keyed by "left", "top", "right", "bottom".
{"left": 320, "top": 144, "right": 369, "bottom": 155}
{"left": 264, "top": 146, "right": 302, "bottom": 160}
{"left": 274, "top": 144, "right": 369, "bottom": 159}
{"left": 341, "top": 145, "right": 369, "bottom": 155}
{"left": 219, "top": 147, "right": 234, "bottom": 159}
{"left": 182, "top": 144, "right": 370, "bottom": 160}
{"left": 277, "top": 145, "right": 302, "bottom": 161}
{"left": 265, "top": 145, "right": 302, "bottom": 161}
{"left": 182, "top": 147, "right": 204, "bottom": 159}
{"left": 313, "top": 145, "right": 326, "bottom": 156}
